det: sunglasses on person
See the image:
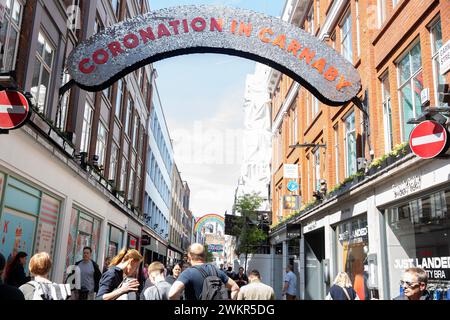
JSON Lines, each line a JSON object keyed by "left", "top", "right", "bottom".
{"left": 400, "top": 280, "right": 420, "bottom": 288}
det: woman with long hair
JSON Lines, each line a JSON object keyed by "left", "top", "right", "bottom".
{"left": 326, "top": 272, "right": 359, "bottom": 300}
{"left": 4, "top": 252, "right": 30, "bottom": 288}
{"left": 96, "top": 248, "right": 143, "bottom": 300}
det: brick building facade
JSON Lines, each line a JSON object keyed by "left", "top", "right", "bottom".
{"left": 269, "top": 0, "right": 449, "bottom": 300}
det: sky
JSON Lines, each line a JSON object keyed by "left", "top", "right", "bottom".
{"left": 150, "top": 0, "right": 284, "bottom": 218}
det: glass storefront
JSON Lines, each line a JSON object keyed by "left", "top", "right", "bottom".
{"left": 65, "top": 208, "right": 101, "bottom": 269}
{"left": 384, "top": 187, "right": 450, "bottom": 299}
{"left": 106, "top": 224, "right": 124, "bottom": 260}
{"left": 335, "top": 214, "right": 370, "bottom": 300}
{"left": 0, "top": 171, "right": 61, "bottom": 273}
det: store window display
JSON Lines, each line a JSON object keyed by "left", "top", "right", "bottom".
{"left": 335, "top": 215, "right": 370, "bottom": 300}
{"left": 385, "top": 188, "right": 450, "bottom": 300}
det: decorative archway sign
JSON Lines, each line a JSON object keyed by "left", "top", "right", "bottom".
{"left": 68, "top": 5, "right": 361, "bottom": 106}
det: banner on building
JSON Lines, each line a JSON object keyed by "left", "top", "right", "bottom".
{"left": 283, "top": 195, "right": 300, "bottom": 210}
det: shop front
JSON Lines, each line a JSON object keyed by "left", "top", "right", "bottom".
{"left": 105, "top": 224, "right": 124, "bottom": 260}
{"left": 334, "top": 214, "right": 370, "bottom": 300}
{"left": 0, "top": 170, "right": 61, "bottom": 273}
{"left": 383, "top": 187, "right": 450, "bottom": 300}
{"left": 65, "top": 207, "right": 102, "bottom": 269}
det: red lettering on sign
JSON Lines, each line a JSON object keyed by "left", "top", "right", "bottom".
{"left": 298, "top": 47, "right": 315, "bottom": 65}
{"left": 272, "top": 34, "right": 286, "bottom": 50}
{"left": 108, "top": 41, "right": 124, "bottom": 57}
{"left": 258, "top": 28, "right": 273, "bottom": 43}
{"left": 123, "top": 34, "right": 139, "bottom": 49}
{"left": 139, "top": 27, "right": 156, "bottom": 43}
{"left": 157, "top": 23, "right": 171, "bottom": 38}
{"left": 231, "top": 20, "right": 237, "bottom": 34}
{"left": 238, "top": 22, "right": 252, "bottom": 37}
{"left": 169, "top": 20, "right": 180, "bottom": 35}
{"left": 286, "top": 39, "right": 302, "bottom": 56}
{"left": 210, "top": 18, "right": 223, "bottom": 32}
{"left": 311, "top": 58, "right": 326, "bottom": 74}
{"left": 191, "top": 17, "right": 206, "bottom": 32}
{"left": 323, "top": 67, "right": 338, "bottom": 81}
{"left": 93, "top": 49, "right": 109, "bottom": 65}
{"left": 336, "top": 75, "right": 352, "bottom": 90}
{"left": 182, "top": 19, "right": 189, "bottom": 33}
{"left": 79, "top": 58, "right": 95, "bottom": 74}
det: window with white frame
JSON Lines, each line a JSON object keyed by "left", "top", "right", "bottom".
{"left": 120, "top": 157, "right": 127, "bottom": 192}
{"left": 392, "top": 0, "right": 399, "bottom": 7}
{"left": 334, "top": 124, "right": 340, "bottom": 183}
{"left": 356, "top": 0, "right": 360, "bottom": 57}
{"left": 381, "top": 73, "right": 393, "bottom": 152}
{"left": 378, "top": 0, "right": 387, "bottom": 26}
{"left": 344, "top": 111, "right": 357, "bottom": 177}
{"left": 58, "top": 72, "right": 71, "bottom": 131}
{"left": 31, "top": 31, "right": 55, "bottom": 113}
{"left": 313, "top": 95, "right": 319, "bottom": 116}
{"left": 340, "top": 9, "right": 353, "bottom": 63}
{"left": 128, "top": 169, "right": 135, "bottom": 200}
{"left": 80, "top": 101, "right": 93, "bottom": 153}
{"left": 306, "top": 5, "right": 314, "bottom": 35}
{"left": 316, "top": 0, "right": 320, "bottom": 25}
{"left": 397, "top": 42, "right": 423, "bottom": 140}
{"left": 430, "top": 18, "right": 446, "bottom": 107}
{"left": 0, "top": 0, "right": 23, "bottom": 72}
{"left": 313, "top": 148, "right": 320, "bottom": 191}
{"left": 306, "top": 155, "right": 311, "bottom": 200}
{"left": 111, "top": 0, "right": 121, "bottom": 17}
{"left": 291, "top": 107, "right": 297, "bottom": 145}
{"left": 96, "top": 122, "right": 107, "bottom": 167}
{"left": 115, "top": 79, "right": 123, "bottom": 119}
{"left": 109, "top": 142, "right": 119, "bottom": 181}
{"left": 132, "top": 114, "right": 139, "bottom": 149}
{"left": 125, "top": 97, "right": 132, "bottom": 135}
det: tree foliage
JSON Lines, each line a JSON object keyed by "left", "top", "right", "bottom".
{"left": 232, "top": 193, "right": 267, "bottom": 256}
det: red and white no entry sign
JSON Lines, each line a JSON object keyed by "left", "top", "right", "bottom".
{"left": 0, "top": 90, "right": 30, "bottom": 130}
{"left": 409, "top": 120, "right": 449, "bottom": 159}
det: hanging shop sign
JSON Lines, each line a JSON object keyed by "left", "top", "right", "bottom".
{"left": 67, "top": 5, "right": 361, "bottom": 106}
{"left": 283, "top": 195, "right": 300, "bottom": 210}
{"left": 0, "top": 90, "right": 30, "bottom": 130}
{"left": 409, "top": 120, "right": 449, "bottom": 159}
{"left": 283, "top": 164, "right": 299, "bottom": 179}
{"left": 287, "top": 180, "right": 299, "bottom": 192}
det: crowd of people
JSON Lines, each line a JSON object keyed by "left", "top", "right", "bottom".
{"left": 0, "top": 245, "right": 433, "bottom": 301}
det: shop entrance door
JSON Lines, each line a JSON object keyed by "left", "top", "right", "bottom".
{"left": 304, "top": 228, "right": 326, "bottom": 300}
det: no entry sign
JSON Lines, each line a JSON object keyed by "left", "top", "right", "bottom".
{"left": 409, "top": 120, "right": 449, "bottom": 159}
{"left": 0, "top": 90, "right": 30, "bottom": 130}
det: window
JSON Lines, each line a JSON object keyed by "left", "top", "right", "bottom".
{"left": 96, "top": 122, "right": 107, "bottom": 167}
{"left": 132, "top": 114, "right": 139, "bottom": 149}
{"left": 340, "top": 10, "right": 353, "bottom": 63}
{"left": 58, "top": 72, "right": 71, "bottom": 131}
{"left": 291, "top": 107, "right": 297, "bottom": 145}
{"left": 30, "top": 32, "right": 55, "bottom": 113}
{"left": 111, "top": 0, "right": 121, "bottom": 17}
{"left": 306, "top": 155, "right": 311, "bottom": 201}
{"left": 119, "top": 157, "right": 127, "bottom": 191}
{"left": 109, "top": 143, "right": 119, "bottom": 181}
{"left": 306, "top": 6, "right": 314, "bottom": 34}
{"left": 397, "top": 42, "right": 422, "bottom": 140}
{"left": 128, "top": 169, "right": 135, "bottom": 200}
{"left": 115, "top": 80, "right": 123, "bottom": 119}
{"left": 0, "top": 0, "right": 23, "bottom": 72}
{"left": 356, "top": 0, "right": 360, "bottom": 57}
{"left": 313, "top": 148, "right": 320, "bottom": 191}
{"left": 334, "top": 124, "right": 340, "bottom": 184}
{"left": 125, "top": 97, "right": 132, "bottom": 135}
{"left": 313, "top": 96, "right": 319, "bottom": 117}
{"left": 379, "top": 0, "right": 387, "bottom": 26}
{"left": 80, "top": 101, "right": 93, "bottom": 153}
{"left": 430, "top": 18, "right": 446, "bottom": 107}
{"left": 392, "top": 0, "right": 399, "bottom": 7}
{"left": 381, "top": 74, "right": 393, "bottom": 152}
{"left": 316, "top": 0, "right": 320, "bottom": 25}
{"left": 344, "top": 111, "right": 356, "bottom": 177}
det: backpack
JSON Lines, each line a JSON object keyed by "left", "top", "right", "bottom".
{"left": 29, "top": 281, "right": 71, "bottom": 300}
{"left": 193, "top": 265, "right": 228, "bottom": 300}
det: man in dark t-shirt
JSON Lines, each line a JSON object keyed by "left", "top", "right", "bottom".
{"left": 168, "top": 243, "right": 239, "bottom": 300}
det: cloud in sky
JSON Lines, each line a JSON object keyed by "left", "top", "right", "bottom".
{"left": 149, "top": 1, "right": 285, "bottom": 217}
